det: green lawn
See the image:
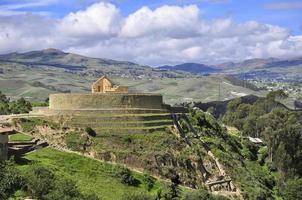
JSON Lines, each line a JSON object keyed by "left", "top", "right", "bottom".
{"left": 17, "top": 148, "right": 163, "bottom": 200}
{"left": 9, "top": 133, "right": 33, "bottom": 142}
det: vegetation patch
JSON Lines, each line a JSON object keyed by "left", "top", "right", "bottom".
{"left": 9, "top": 133, "right": 33, "bottom": 142}
{"left": 16, "top": 148, "right": 163, "bottom": 200}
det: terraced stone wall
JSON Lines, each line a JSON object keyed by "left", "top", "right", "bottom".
{"left": 49, "top": 93, "right": 164, "bottom": 110}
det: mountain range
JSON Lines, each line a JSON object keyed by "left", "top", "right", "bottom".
{"left": 158, "top": 57, "right": 302, "bottom": 76}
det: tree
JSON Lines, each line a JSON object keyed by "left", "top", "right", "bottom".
{"left": 85, "top": 127, "right": 96, "bottom": 137}
{"left": 0, "top": 91, "right": 9, "bottom": 103}
{"left": 0, "top": 159, "right": 23, "bottom": 199}
{"left": 266, "top": 90, "right": 288, "bottom": 102}
{"left": 25, "top": 165, "right": 55, "bottom": 199}
{"left": 182, "top": 189, "right": 211, "bottom": 200}
{"left": 114, "top": 166, "right": 137, "bottom": 186}
{"left": 44, "top": 178, "right": 100, "bottom": 200}
{"left": 283, "top": 178, "right": 302, "bottom": 200}
{"left": 143, "top": 173, "right": 155, "bottom": 191}
{"left": 163, "top": 174, "right": 181, "bottom": 200}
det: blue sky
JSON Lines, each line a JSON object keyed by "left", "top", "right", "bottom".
{"left": 0, "top": 0, "right": 301, "bottom": 65}
{"left": 1, "top": 0, "right": 301, "bottom": 34}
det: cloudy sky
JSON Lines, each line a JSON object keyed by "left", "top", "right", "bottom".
{"left": 0, "top": 0, "right": 302, "bottom": 66}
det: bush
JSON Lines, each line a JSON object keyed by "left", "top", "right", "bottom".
{"left": 114, "top": 166, "right": 138, "bottom": 186}
{"left": 65, "top": 132, "right": 87, "bottom": 152}
{"left": 0, "top": 91, "right": 32, "bottom": 114}
{"left": 85, "top": 127, "right": 96, "bottom": 137}
{"left": 0, "top": 159, "right": 24, "bottom": 199}
{"left": 143, "top": 173, "right": 155, "bottom": 191}
{"left": 44, "top": 178, "right": 100, "bottom": 200}
{"left": 283, "top": 178, "right": 302, "bottom": 200}
{"left": 25, "top": 165, "right": 55, "bottom": 199}
{"left": 182, "top": 189, "right": 211, "bottom": 200}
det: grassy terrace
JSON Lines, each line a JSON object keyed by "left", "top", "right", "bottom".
{"left": 17, "top": 148, "right": 163, "bottom": 200}
{"left": 9, "top": 133, "right": 33, "bottom": 142}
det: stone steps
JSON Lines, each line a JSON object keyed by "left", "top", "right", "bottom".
{"left": 56, "top": 112, "right": 174, "bottom": 134}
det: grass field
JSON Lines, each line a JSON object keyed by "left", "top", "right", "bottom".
{"left": 9, "top": 133, "right": 33, "bottom": 142}
{"left": 17, "top": 148, "right": 163, "bottom": 200}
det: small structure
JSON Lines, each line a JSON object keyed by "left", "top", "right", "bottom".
{"left": 0, "top": 127, "right": 14, "bottom": 161}
{"left": 248, "top": 137, "right": 263, "bottom": 145}
{"left": 91, "top": 75, "right": 128, "bottom": 94}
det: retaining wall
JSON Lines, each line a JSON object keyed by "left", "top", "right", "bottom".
{"left": 49, "top": 93, "right": 164, "bottom": 110}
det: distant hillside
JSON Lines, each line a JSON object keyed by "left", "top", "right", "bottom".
{"left": 0, "top": 48, "right": 187, "bottom": 79}
{"left": 217, "top": 57, "right": 302, "bottom": 70}
{"left": 157, "top": 63, "right": 221, "bottom": 75}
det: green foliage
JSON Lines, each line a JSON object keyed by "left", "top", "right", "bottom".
{"left": 31, "top": 101, "right": 49, "bottom": 107}
{"left": 21, "top": 164, "right": 100, "bottom": 200}
{"left": 0, "top": 91, "right": 34, "bottom": 114}
{"left": 0, "top": 159, "right": 24, "bottom": 200}
{"left": 182, "top": 189, "right": 229, "bottom": 200}
{"left": 161, "top": 174, "right": 181, "bottom": 200}
{"left": 44, "top": 178, "right": 100, "bottom": 200}
{"left": 143, "top": 173, "right": 155, "bottom": 191}
{"left": 223, "top": 94, "right": 302, "bottom": 187}
{"left": 16, "top": 118, "right": 56, "bottom": 132}
{"left": 65, "top": 131, "right": 87, "bottom": 152}
{"left": 121, "top": 191, "right": 153, "bottom": 200}
{"left": 283, "top": 178, "right": 302, "bottom": 200}
{"left": 9, "top": 133, "right": 33, "bottom": 142}
{"left": 17, "top": 148, "right": 161, "bottom": 200}
{"left": 0, "top": 91, "right": 9, "bottom": 103}
{"left": 25, "top": 165, "right": 55, "bottom": 199}
{"left": 114, "top": 166, "right": 138, "bottom": 186}
{"left": 182, "top": 189, "right": 211, "bottom": 200}
{"left": 85, "top": 127, "right": 96, "bottom": 137}
{"left": 266, "top": 90, "right": 288, "bottom": 101}
{"left": 187, "top": 109, "right": 275, "bottom": 199}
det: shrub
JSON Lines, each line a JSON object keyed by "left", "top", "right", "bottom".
{"left": 114, "top": 166, "right": 138, "bottom": 186}
{"left": 85, "top": 127, "right": 96, "bottom": 137}
{"left": 143, "top": 173, "right": 155, "bottom": 191}
{"left": 0, "top": 159, "right": 24, "bottom": 199}
{"left": 283, "top": 178, "right": 302, "bottom": 200}
{"left": 44, "top": 178, "right": 100, "bottom": 200}
{"left": 25, "top": 165, "right": 55, "bottom": 199}
{"left": 65, "top": 132, "right": 87, "bottom": 152}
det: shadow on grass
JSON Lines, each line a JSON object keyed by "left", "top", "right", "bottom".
{"left": 13, "top": 155, "right": 33, "bottom": 165}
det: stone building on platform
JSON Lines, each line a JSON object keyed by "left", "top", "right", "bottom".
{"left": 91, "top": 75, "right": 128, "bottom": 94}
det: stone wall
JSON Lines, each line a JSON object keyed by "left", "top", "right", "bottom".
{"left": 49, "top": 93, "right": 164, "bottom": 110}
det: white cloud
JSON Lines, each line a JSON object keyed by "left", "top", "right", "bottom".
{"left": 58, "top": 2, "right": 121, "bottom": 38}
{"left": 121, "top": 5, "right": 200, "bottom": 38}
{"left": 0, "top": 2, "right": 301, "bottom": 66}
